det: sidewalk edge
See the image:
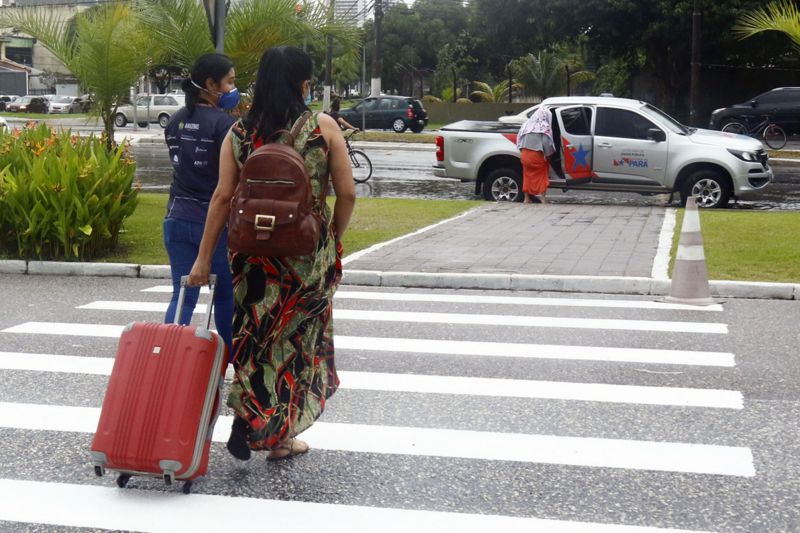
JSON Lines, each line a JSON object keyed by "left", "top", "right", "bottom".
{"left": 2, "top": 260, "right": 797, "bottom": 300}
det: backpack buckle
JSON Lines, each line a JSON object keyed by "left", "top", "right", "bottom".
{"left": 254, "top": 214, "right": 276, "bottom": 231}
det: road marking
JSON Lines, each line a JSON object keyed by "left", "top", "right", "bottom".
{"left": 336, "top": 335, "right": 735, "bottom": 366}
{"left": 140, "top": 286, "right": 723, "bottom": 312}
{"left": 652, "top": 208, "right": 676, "bottom": 280}
{"left": 0, "top": 353, "right": 742, "bottom": 409}
{"left": 333, "top": 309, "right": 728, "bottom": 334}
{"left": 1, "top": 313, "right": 729, "bottom": 336}
{"left": 78, "top": 301, "right": 208, "bottom": 314}
{"left": 0, "top": 402, "right": 755, "bottom": 476}
{"left": 0, "top": 479, "right": 715, "bottom": 533}
{"left": 0, "top": 324, "right": 736, "bottom": 367}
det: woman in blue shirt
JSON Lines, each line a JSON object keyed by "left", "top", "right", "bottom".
{"left": 163, "top": 53, "right": 238, "bottom": 351}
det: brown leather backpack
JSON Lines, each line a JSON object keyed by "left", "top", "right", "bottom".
{"left": 228, "top": 112, "right": 327, "bottom": 257}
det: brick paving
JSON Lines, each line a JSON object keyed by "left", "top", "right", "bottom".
{"left": 345, "top": 202, "right": 667, "bottom": 278}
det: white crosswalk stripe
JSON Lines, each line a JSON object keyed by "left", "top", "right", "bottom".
{"left": 0, "top": 282, "right": 749, "bottom": 531}
{"left": 0, "top": 479, "right": 712, "bottom": 533}
{"left": 0, "top": 352, "right": 743, "bottom": 408}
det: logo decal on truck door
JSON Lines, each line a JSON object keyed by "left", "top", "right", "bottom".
{"left": 561, "top": 137, "right": 594, "bottom": 180}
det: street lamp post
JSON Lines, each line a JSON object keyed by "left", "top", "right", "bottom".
{"left": 689, "top": 0, "right": 701, "bottom": 126}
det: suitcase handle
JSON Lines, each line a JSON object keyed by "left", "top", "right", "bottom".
{"left": 176, "top": 274, "right": 217, "bottom": 330}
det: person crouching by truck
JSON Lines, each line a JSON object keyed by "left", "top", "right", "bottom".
{"left": 517, "top": 106, "right": 555, "bottom": 204}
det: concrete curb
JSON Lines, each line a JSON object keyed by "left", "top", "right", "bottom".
{"left": 1, "top": 260, "right": 797, "bottom": 300}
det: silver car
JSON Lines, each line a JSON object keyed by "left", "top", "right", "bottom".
{"left": 48, "top": 95, "right": 81, "bottom": 114}
{"left": 114, "top": 94, "right": 185, "bottom": 128}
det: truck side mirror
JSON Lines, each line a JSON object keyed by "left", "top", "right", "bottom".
{"left": 647, "top": 128, "right": 666, "bottom": 142}
{"left": 750, "top": 100, "right": 758, "bottom": 107}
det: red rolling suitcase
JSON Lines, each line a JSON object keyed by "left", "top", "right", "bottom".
{"left": 90, "top": 275, "right": 227, "bottom": 494}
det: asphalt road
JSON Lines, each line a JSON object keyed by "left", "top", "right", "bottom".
{"left": 131, "top": 141, "right": 800, "bottom": 209}
{"left": 0, "top": 275, "right": 798, "bottom": 531}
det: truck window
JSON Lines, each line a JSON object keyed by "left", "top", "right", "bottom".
{"left": 596, "top": 107, "right": 656, "bottom": 140}
{"left": 560, "top": 107, "right": 592, "bottom": 135}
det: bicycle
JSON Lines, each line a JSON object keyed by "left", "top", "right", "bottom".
{"left": 343, "top": 130, "right": 373, "bottom": 183}
{"left": 721, "top": 115, "right": 787, "bottom": 150}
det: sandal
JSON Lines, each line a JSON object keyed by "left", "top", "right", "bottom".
{"left": 267, "top": 438, "right": 310, "bottom": 461}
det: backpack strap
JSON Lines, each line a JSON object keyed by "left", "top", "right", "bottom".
{"left": 287, "top": 111, "right": 312, "bottom": 146}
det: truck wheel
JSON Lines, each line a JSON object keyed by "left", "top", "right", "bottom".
{"left": 483, "top": 168, "right": 522, "bottom": 202}
{"left": 680, "top": 169, "right": 731, "bottom": 209}
{"left": 158, "top": 114, "right": 170, "bottom": 128}
{"left": 114, "top": 113, "right": 127, "bottom": 127}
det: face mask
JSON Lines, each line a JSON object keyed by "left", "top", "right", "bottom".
{"left": 217, "top": 88, "right": 240, "bottom": 110}
{"left": 304, "top": 91, "right": 312, "bottom": 106}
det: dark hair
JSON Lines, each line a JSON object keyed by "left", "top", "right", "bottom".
{"left": 181, "top": 53, "right": 235, "bottom": 113}
{"left": 330, "top": 97, "right": 341, "bottom": 113}
{"left": 245, "top": 46, "right": 312, "bottom": 143}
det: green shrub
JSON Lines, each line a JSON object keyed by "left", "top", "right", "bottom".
{"left": 422, "top": 94, "right": 442, "bottom": 105}
{"left": 0, "top": 123, "right": 138, "bottom": 260}
{"left": 456, "top": 98, "right": 473, "bottom": 104}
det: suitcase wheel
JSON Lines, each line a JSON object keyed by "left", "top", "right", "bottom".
{"left": 116, "top": 474, "right": 131, "bottom": 488}
{"left": 94, "top": 465, "right": 105, "bottom": 477}
{"left": 182, "top": 481, "right": 193, "bottom": 495}
{"left": 163, "top": 472, "right": 174, "bottom": 486}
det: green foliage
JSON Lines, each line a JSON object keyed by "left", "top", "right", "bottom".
{"left": 469, "top": 80, "right": 522, "bottom": 102}
{"left": 735, "top": 0, "right": 800, "bottom": 47}
{"left": 0, "top": 4, "right": 152, "bottom": 151}
{"left": 135, "top": 0, "right": 362, "bottom": 93}
{"left": 456, "top": 98, "right": 473, "bottom": 104}
{"left": 511, "top": 49, "right": 594, "bottom": 100}
{"left": 0, "top": 125, "right": 138, "bottom": 260}
{"left": 422, "top": 94, "right": 443, "bottom": 105}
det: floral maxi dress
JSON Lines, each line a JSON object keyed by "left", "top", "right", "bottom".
{"left": 227, "top": 112, "right": 342, "bottom": 451}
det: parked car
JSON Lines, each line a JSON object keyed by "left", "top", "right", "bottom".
{"left": 338, "top": 94, "right": 428, "bottom": 133}
{"left": 497, "top": 104, "right": 540, "bottom": 125}
{"left": 114, "top": 93, "right": 185, "bottom": 128}
{"left": 73, "top": 94, "right": 94, "bottom": 113}
{"left": 434, "top": 96, "right": 773, "bottom": 208}
{"left": 48, "top": 95, "right": 81, "bottom": 114}
{"left": 0, "top": 95, "right": 18, "bottom": 111}
{"left": 6, "top": 96, "right": 49, "bottom": 114}
{"left": 709, "top": 87, "right": 800, "bottom": 132}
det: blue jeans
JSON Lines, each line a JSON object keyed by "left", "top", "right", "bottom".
{"left": 163, "top": 217, "right": 233, "bottom": 352}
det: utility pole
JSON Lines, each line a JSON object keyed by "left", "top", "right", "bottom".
{"left": 203, "top": 0, "right": 226, "bottom": 53}
{"left": 371, "top": 0, "right": 383, "bottom": 96}
{"left": 324, "top": 0, "right": 335, "bottom": 111}
{"left": 689, "top": 0, "right": 701, "bottom": 126}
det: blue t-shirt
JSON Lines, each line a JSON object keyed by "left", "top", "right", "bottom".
{"left": 164, "top": 105, "right": 236, "bottom": 223}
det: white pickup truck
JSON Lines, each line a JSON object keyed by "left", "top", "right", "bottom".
{"left": 433, "top": 96, "right": 773, "bottom": 208}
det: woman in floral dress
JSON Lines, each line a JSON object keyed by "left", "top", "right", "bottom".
{"left": 188, "top": 46, "right": 356, "bottom": 461}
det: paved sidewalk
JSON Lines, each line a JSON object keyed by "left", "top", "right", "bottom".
{"left": 345, "top": 203, "right": 668, "bottom": 278}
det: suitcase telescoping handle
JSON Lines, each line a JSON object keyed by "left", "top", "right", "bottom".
{"left": 176, "top": 274, "right": 217, "bottom": 330}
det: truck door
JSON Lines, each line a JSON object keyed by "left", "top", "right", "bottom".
{"left": 556, "top": 106, "right": 595, "bottom": 184}
{"left": 592, "top": 106, "right": 668, "bottom": 186}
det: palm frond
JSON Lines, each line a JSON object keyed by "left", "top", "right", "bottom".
{"left": 734, "top": 0, "right": 800, "bottom": 46}
{"left": 0, "top": 7, "right": 76, "bottom": 68}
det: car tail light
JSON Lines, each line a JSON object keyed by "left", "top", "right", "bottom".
{"left": 406, "top": 106, "right": 414, "bottom": 119}
{"left": 435, "top": 135, "right": 444, "bottom": 162}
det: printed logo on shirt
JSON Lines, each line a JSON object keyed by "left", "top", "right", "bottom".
{"left": 172, "top": 154, "right": 179, "bottom": 163}
{"left": 193, "top": 160, "right": 208, "bottom": 167}
{"left": 195, "top": 146, "right": 207, "bottom": 153}
{"left": 183, "top": 122, "right": 200, "bottom": 131}
{"left": 200, "top": 138, "right": 215, "bottom": 143}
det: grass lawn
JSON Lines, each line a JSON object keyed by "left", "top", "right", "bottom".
{"left": 1, "top": 112, "right": 88, "bottom": 120}
{"left": 670, "top": 209, "right": 800, "bottom": 283}
{"left": 102, "top": 193, "right": 479, "bottom": 265}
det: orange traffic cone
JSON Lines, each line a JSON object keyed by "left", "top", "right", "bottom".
{"left": 664, "top": 197, "right": 718, "bottom": 306}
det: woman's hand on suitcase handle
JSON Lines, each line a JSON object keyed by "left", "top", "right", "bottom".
{"left": 187, "top": 259, "right": 211, "bottom": 287}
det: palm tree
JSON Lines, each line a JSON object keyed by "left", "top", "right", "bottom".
{"left": 135, "top": 0, "right": 361, "bottom": 93}
{"left": 469, "top": 80, "right": 522, "bottom": 102}
{"left": 511, "top": 50, "right": 594, "bottom": 100}
{"left": 734, "top": 0, "right": 800, "bottom": 46}
{"left": 0, "top": 4, "right": 153, "bottom": 150}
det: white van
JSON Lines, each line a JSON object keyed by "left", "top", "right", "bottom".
{"left": 434, "top": 96, "right": 773, "bottom": 208}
